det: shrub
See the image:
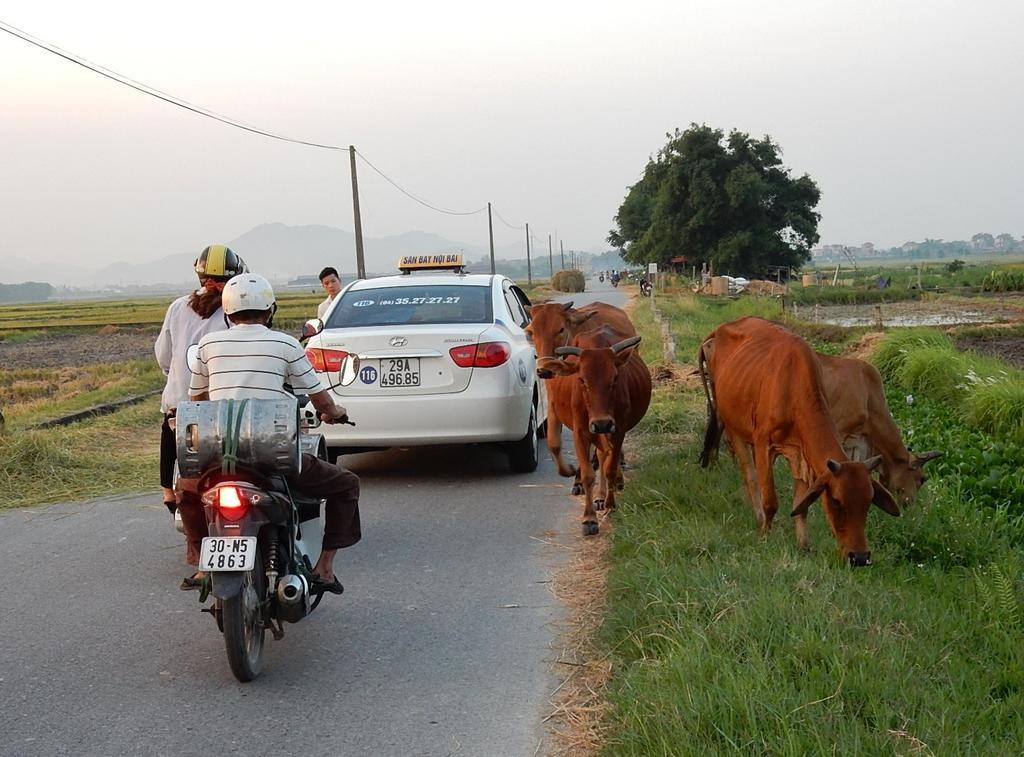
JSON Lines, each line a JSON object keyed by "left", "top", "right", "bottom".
{"left": 871, "top": 329, "right": 952, "bottom": 381}
{"left": 965, "top": 381, "right": 1024, "bottom": 443}
{"left": 551, "top": 269, "right": 585, "bottom": 292}
{"left": 899, "top": 345, "right": 970, "bottom": 402}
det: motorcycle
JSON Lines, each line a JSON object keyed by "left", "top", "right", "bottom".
{"left": 611, "top": 275, "right": 620, "bottom": 288}
{"left": 599, "top": 274, "right": 605, "bottom": 283}
{"left": 175, "top": 394, "right": 349, "bottom": 682}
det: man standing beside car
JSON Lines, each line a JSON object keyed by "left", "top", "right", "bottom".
{"left": 317, "top": 266, "right": 343, "bottom": 320}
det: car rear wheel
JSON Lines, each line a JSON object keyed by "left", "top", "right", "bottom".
{"left": 508, "top": 404, "right": 539, "bottom": 473}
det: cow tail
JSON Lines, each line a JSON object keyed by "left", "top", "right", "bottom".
{"left": 698, "top": 340, "right": 721, "bottom": 468}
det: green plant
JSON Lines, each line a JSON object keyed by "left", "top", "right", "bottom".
{"left": 871, "top": 329, "right": 953, "bottom": 381}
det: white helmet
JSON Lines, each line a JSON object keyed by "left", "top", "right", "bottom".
{"left": 222, "top": 273, "right": 276, "bottom": 315}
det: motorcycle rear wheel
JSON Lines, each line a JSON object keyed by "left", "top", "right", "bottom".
{"left": 222, "top": 545, "right": 266, "bottom": 682}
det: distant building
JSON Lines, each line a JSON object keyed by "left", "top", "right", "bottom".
{"left": 286, "top": 275, "right": 321, "bottom": 289}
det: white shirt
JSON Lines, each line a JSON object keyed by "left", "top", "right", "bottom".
{"left": 154, "top": 294, "right": 228, "bottom": 413}
{"left": 317, "top": 295, "right": 335, "bottom": 320}
{"left": 189, "top": 323, "right": 324, "bottom": 401}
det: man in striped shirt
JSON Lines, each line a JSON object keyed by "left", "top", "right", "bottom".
{"left": 180, "top": 273, "right": 359, "bottom": 596}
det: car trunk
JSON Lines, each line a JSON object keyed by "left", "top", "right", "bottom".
{"left": 316, "top": 324, "right": 489, "bottom": 396}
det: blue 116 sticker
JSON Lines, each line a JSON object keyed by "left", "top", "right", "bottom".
{"left": 360, "top": 366, "right": 378, "bottom": 384}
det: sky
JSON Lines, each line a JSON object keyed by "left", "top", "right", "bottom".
{"left": 2, "top": 0, "right": 1023, "bottom": 273}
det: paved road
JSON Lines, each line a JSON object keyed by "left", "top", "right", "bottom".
{"left": 0, "top": 279, "right": 626, "bottom": 757}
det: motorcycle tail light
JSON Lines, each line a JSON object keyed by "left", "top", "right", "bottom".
{"left": 306, "top": 348, "right": 350, "bottom": 372}
{"left": 449, "top": 341, "right": 511, "bottom": 368}
{"left": 203, "top": 485, "right": 260, "bottom": 521}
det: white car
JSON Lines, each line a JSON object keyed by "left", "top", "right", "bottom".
{"left": 302, "top": 258, "right": 545, "bottom": 472}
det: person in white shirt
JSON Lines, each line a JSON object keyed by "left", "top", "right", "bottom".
{"left": 154, "top": 245, "right": 247, "bottom": 513}
{"left": 316, "top": 266, "right": 342, "bottom": 320}
{"left": 179, "top": 273, "right": 360, "bottom": 596}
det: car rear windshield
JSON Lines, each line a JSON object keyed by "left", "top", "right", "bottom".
{"left": 325, "top": 284, "right": 493, "bottom": 328}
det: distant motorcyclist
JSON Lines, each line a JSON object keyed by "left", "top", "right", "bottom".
{"left": 178, "top": 273, "right": 361, "bottom": 596}
{"left": 155, "top": 245, "right": 247, "bottom": 515}
{"left": 610, "top": 271, "right": 621, "bottom": 287}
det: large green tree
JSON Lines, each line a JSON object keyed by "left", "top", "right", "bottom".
{"left": 608, "top": 125, "right": 821, "bottom": 276}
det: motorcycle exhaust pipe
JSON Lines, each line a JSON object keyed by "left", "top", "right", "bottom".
{"left": 277, "top": 574, "right": 308, "bottom": 606}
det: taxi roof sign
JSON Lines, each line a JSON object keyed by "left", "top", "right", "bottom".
{"left": 398, "top": 253, "right": 465, "bottom": 273}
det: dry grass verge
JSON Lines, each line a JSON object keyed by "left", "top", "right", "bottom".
{"left": 546, "top": 519, "right": 613, "bottom": 756}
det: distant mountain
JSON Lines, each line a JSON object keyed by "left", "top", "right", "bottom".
{"left": 0, "top": 223, "right": 529, "bottom": 287}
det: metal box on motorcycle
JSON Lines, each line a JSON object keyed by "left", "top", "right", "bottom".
{"left": 175, "top": 399, "right": 301, "bottom": 478}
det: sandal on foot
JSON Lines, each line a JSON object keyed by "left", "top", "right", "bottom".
{"left": 180, "top": 573, "right": 204, "bottom": 591}
{"left": 310, "top": 576, "right": 344, "bottom": 595}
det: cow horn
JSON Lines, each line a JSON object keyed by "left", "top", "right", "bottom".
{"left": 864, "top": 455, "right": 883, "bottom": 471}
{"left": 611, "top": 336, "right": 642, "bottom": 354}
{"left": 826, "top": 458, "right": 842, "bottom": 474}
{"left": 561, "top": 301, "right": 574, "bottom": 311}
{"left": 555, "top": 346, "right": 583, "bottom": 357}
{"left": 913, "top": 450, "right": 943, "bottom": 465}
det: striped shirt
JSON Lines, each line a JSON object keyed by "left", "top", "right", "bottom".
{"left": 190, "top": 323, "right": 324, "bottom": 400}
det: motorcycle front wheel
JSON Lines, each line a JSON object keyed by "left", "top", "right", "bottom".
{"left": 222, "top": 545, "right": 266, "bottom": 682}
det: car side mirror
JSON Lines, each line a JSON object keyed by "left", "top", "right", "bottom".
{"left": 301, "top": 318, "right": 324, "bottom": 341}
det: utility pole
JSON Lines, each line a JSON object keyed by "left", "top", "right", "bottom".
{"left": 349, "top": 146, "right": 366, "bottom": 279}
{"left": 525, "top": 223, "right": 532, "bottom": 286}
{"left": 487, "top": 202, "right": 495, "bottom": 275}
{"left": 560, "top": 240, "right": 565, "bottom": 270}
{"left": 548, "top": 235, "right": 554, "bottom": 279}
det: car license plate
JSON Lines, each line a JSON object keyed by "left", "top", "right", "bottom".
{"left": 199, "top": 536, "right": 257, "bottom": 571}
{"left": 380, "top": 357, "right": 420, "bottom": 387}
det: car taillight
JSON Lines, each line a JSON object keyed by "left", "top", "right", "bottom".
{"left": 306, "top": 347, "right": 350, "bottom": 372}
{"left": 449, "top": 341, "right": 511, "bottom": 368}
{"left": 202, "top": 485, "right": 261, "bottom": 521}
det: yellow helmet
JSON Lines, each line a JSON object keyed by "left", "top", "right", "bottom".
{"left": 194, "top": 245, "right": 247, "bottom": 281}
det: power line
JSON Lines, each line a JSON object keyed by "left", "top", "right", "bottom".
{"left": 355, "top": 150, "right": 487, "bottom": 217}
{"left": 0, "top": 19, "right": 346, "bottom": 151}
{"left": 2, "top": 19, "right": 521, "bottom": 223}
{"left": 492, "top": 207, "right": 525, "bottom": 231}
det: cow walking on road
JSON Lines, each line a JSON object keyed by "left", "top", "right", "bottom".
{"left": 525, "top": 301, "right": 636, "bottom": 492}
{"left": 699, "top": 317, "right": 900, "bottom": 566}
{"left": 539, "top": 328, "right": 651, "bottom": 535}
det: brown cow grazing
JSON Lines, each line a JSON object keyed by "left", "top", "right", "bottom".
{"left": 818, "top": 354, "right": 942, "bottom": 505}
{"left": 698, "top": 317, "right": 900, "bottom": 566}
{"left": 525, "top": 301, "right": 636, "bottom": 492}
{"left": 539, "top": 328, "right": 651, "bottom": 536}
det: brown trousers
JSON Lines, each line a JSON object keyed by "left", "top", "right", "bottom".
{"left": 178, "top": 454, "right": 361, "bottom": 566}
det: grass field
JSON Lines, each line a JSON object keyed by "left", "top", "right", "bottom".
{"left": 0, "top": 357, "right": 166, "bottom": 508}
{"left": 0, "top": 291, "right": 326, "bottom": 337}
{"left": 595, "top": 294, "right": 1024, "bottom": 755}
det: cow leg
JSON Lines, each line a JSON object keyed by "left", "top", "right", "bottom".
{"left": 729, "top": 437, "right": 764, "bottom": 528}
{"left": 544, "top": 405, "right": 577, "bottom": 480}
{"left": 753, "top": 443, "right": 779, "bottom": 533}
{"left": 574, "top": 431, "right": 600, "bottom": 536}
{"left": 592, "top": 437, "right": 612, "bottom": 511}
{"left": 785, "top": 458, "right": 812, "bottom": 551}
{"left": 600, "top": 434, "right": 626, "bottom": 512}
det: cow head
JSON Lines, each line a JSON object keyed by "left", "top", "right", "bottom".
{"left": 884, "top": 450, "right": 944, "bottom": 505}
{"left": 791, "top": 455, "right": 900, "bottom": 567}
{"left": 546, "top": 336, "right": 641, "bottom": 435}
{"left": 524, "top": 302, "right": 597, "bottom": 378}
